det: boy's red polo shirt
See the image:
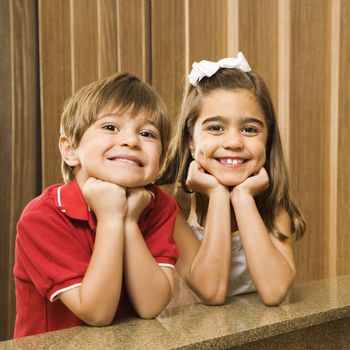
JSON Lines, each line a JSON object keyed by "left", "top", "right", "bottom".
{"left": 14, "top": 179, "right": 178, "bottom": 338}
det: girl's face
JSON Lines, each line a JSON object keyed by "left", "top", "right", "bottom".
{"left": 190, "top": 89, "right": 268, "bottom": 187}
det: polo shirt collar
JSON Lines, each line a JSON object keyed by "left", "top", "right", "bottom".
{"left": 56, "top": 179, "right": 92, "bottom": 221}
{"left": 56, "top": 180, "right": 157, "bottom": 225}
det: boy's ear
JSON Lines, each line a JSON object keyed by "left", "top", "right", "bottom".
{"left": 59, "top": 135, "right": 80, "bottom": 167}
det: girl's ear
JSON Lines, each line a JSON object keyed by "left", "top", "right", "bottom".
{"left": 59, "top": 135, "right": 80, "bottom": 167}
{"left": 189, "top": 140, "right": 195, "bottom": 158}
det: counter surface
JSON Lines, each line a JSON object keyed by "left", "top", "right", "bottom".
{"left": 1, "top": 274, "right": 350, "bottom": 349}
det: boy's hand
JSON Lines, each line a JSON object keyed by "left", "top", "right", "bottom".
{"left": 83, "top": 177, "right": 127, "bottom": 221}
{"left": 230, "top": 167, "right": 269, "bottom": 199}
{"left": 126, "top": 187, "right": 151, "bottom": 222}
{"left": 186, "top": 160, "right": 228, "bottom": 196}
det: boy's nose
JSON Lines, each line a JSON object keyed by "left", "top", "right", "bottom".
{"left": 119, "top": 131, "right": 140, "bottom": 148}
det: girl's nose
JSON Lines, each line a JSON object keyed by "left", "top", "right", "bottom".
{"left": 223, "top": 131, "right": 243, "bottom": 149}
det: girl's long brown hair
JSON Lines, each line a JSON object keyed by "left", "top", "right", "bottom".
{"left": 157, "top": 68, "right": 305, "bottom": 240}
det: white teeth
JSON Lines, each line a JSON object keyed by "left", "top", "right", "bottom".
{"left": 118, "top": 158, "right": 138, "bottom": 165}
{"left": 225, "top": 159, "right": 244, "bottom": 165}
{"left": 109, "top": 158, "right": 141, "bottom": 166}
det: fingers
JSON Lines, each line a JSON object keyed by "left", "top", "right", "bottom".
{"left": 126, "top": 187, "right": 152, "bottom": 220}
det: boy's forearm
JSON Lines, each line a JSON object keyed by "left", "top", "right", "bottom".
{"left": 123, "top": 221, "right": 173, "bottom": 318}
{"left": 61, "top": 218, "right": 125, "bottom": 325}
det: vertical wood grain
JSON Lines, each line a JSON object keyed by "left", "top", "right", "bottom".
{"left": 10, "top": 0, "right": 40, "bottom": 339}
{"left": 187, "top": 0, "right": 228, "bottom": 64}
{"left": 117, "top": 0, "right": 150, "bottom": 81}
{"left": 0, "top": 0, "right": 13, "bottom": 341}
{"left": 289, "top": 0, "right": 331, "bottom": 281}
{"left": 151, "top": 0, "right": 186, "bottom": 124}
{"left": 227, "top": 0, "right": 239, "bottom": 56}
{"left": 337, "top": 0, "right": 350, "bottom": 275}
{"left": 97, "top": 0, "right": 119, "bottom": 78}
{"left": 39, "top": 0, "right": 72, "bottom": 187}
{"left": 71, "top": 0, "right": 99, "bottom": 91}
{"left": 329, "top": 0, "right": 340, "bottom": 278}
{"left": 0, "top": 0, "right": 39, "bottom": 340}
{"left": 237, "top": 0, "right": 279, "bottom": 109}
{"left": 277, "top": 0, "right": 291, "bottom": 162}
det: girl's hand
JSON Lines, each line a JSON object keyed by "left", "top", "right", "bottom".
{"left": 186, "top": 160, "right": 227, "bottom": 196}
{"left": 231, "top": 167, "right": 269, "bottom": 199}
{"left": 82, "top": 177, "right": 127, "bottom": 221}
{"left": 126, "top": 187, "right": 152, "bottom": 222}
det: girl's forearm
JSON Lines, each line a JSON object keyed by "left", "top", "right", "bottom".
{"left": 188, "top": 190, "right": 232, "bottom": 304}
{"left": 123, "top": 221, "right": 173, "bottom": 318}
{"left": 232, "top": 192, "right": 295, "bottom": 305}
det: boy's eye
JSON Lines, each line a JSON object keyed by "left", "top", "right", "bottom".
{"left": 207, "top": 124, "right": 224, "bottom": 132}
{"left": 103, "top": 124, "right": 118, "bottom": 132}
{"left": 241, "top": 126, "right": 258, "bottom": 135}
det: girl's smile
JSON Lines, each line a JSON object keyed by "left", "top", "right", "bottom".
{"left": 190, "top": 89, "right": 268, "bottom": 187}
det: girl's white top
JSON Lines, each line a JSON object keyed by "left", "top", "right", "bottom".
{"left": 187, "top": 194, "right": 256, "bottom": 296}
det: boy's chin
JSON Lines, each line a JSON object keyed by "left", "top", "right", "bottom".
{"left": 108, "top": 178, "right": 152, "bottom": 188}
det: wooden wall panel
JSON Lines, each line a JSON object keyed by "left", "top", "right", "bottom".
{"left": 151, "top": 0, "right": 186, "bottom": 123}
{"left": 0, "top": 0, "right": 39, "bottom": 340}
{"left": 1, "top": 0, "right": 350, "bottom": 341}
{"left": 188, "top": 0, "right": 228, "bottom": 64}
{"left": 97, "top": 0, "right": 119, "bottom": 78}
{"left": 39, "top": 0, "right": 72, "bottom": 187}
{"left": 71, "top": 0, "right": 99, "bottom": 91}
{"left": 337, "top": 0, "right": 350, "bottom": 275}
{"left": 289, "top": 0, "right": 331, "bottom": 281}
{"left": 237, "top": 0, "right": 279, "bottom": 107}
{"left": 118, "top": 0, "right": 150, "bottom": 81}
{"left": 0, "top": 0, "right": 13, "bottom": 340}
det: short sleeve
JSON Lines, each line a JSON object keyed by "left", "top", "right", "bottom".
{"left": 16, "top": 207, "right": 92, "bottom": 301}
{"left": 139, "top": 186, "right": 179, "bottom": 268}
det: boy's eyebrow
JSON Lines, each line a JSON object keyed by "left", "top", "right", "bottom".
{"left": 201, "top": 115, "right": 265, "bottom": 127}
{"left": 97, "top": 113, "right": 159, "bottom": 128}
{"left": 97, "top": 113, "right": 118, "bottom": 120}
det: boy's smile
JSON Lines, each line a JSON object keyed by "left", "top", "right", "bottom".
{"left": 190, "top": 89, "right": 268, "bottom": 187}
{"left": 71, "top": 110, "right": 162, "bottom": 188}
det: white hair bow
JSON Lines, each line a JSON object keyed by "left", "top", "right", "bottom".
{"left": 188, "top": 52, "right": 251, "bottom": 87}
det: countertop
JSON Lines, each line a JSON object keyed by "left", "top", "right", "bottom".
{"left": 1, "top": 274, "right": 350, "bottom": 349}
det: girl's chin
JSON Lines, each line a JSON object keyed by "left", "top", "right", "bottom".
{"left": 217, "top": 178, "right": 246, "bottom": 187}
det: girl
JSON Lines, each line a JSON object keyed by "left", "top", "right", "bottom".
{"left": 157, "top": 52, "right": 305, "bottom": 306}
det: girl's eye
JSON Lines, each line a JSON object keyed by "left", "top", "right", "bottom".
{"left": 207, "top": 124, "right": 224, "bottom": 132}
{"left": 139, "top": 130, "right": 156, "bottom": 138}
{"left": 241, "top": 126, "right": 258, "bottom": 135}
{"left": 103, "top": 124, "right": 118, "bottom": 132}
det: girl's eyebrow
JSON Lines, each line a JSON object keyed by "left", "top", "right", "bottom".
{"left": 201, "top": 115, "right": 265, "bottom": 127}
{"left": 242, "top": 117, "right": 265, "bottom": 127}
{"left": 201, "top": 116, "right": 225, "bottom": 125}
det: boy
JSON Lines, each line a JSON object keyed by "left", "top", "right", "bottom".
{"left": 13, "top": 72, "right": 178, "bottom": 338}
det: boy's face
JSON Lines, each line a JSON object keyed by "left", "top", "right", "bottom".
{"left": 72, "top": 109, "right": 162, "bottom": 188}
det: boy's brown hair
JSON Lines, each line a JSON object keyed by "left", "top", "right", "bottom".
{"left": 60, "top": 72, "right": 169, "bottom": 183}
